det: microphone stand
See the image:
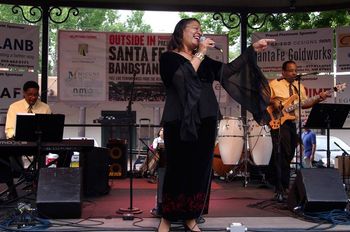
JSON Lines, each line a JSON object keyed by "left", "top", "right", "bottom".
{"left": 117, "top": 71, "right": 142, "bottom": 218}
{"left": 296, "top": 75, "right": 303, "bottom": 170}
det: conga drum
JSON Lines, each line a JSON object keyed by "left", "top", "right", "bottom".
{"left": 212, "top": 143, "right": 234, "bottom": 176}
{"left": 248, "top": 119, "right": 272, "bottom": 165}
{"left": 217, "top": 116, "right": 244, "bottom": 165}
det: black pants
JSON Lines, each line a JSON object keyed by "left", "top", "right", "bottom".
{"left": 0, "top": 157, "right": 13, "bottom": 183}
{"left": 268, "top": 121, "right": 297, "bottom": 192}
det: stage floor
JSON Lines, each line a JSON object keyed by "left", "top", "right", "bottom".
{"left": 1, "top": 170, "right": 350, "bottom": 232}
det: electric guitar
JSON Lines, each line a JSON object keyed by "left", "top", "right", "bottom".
{"left": 267, "top": 83, "right": 347, "bottom": 130}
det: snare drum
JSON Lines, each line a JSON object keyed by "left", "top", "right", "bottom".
{"left": 248, "top": 119, "right": 272, "bottom": 165}
{"left": 217, "top": 116, "right": 244, "bottom": 165}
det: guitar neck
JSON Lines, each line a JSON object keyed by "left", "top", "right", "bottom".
{"left": 284, "top": 89, "right": 332, "bottom": 113}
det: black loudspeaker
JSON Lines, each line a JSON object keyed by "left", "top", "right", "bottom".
{"left": 36, "top": 168, "right": 82, "bottom": 218}
{"left": 288, "top": 168, "right": 348, "bottom": 212}
{"left": 106, "top": 139, "right": 127, "bottom": 178}
{"left": 81, "top": 147, "right": 110, "bottom": 197}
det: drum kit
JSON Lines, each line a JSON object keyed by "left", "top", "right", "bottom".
{"left": 213, "top": 116, "right": 273, "bottom": 185}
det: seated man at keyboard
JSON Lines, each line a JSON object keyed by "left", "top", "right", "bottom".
{"left": 1, "top": 80, "right": 51, "bottom": 201}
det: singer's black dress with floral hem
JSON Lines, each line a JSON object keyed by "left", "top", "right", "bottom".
{"left": 159, "top": 46, "right": 270, "bottom": 221}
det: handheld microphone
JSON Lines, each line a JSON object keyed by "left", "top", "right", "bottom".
{"left": 200, "top": 36, "right": 223, "bottom": 53}
{"left": 277, "top": 71, "right": 319, "bottom": 81}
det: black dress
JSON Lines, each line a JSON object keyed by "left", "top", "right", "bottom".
{"left": 159, "top": 46, "right": 270, "bottom": 221}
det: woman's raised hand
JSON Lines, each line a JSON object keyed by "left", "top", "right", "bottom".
{"left": 252, "top": 38, "right": 275, "bottom": 52}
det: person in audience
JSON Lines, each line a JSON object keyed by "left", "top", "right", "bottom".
{"left": 152, "top": 127, "right": 164, "bottom": 150}
{"left": 302, "top": 127, "right": 316, "bottom": 168}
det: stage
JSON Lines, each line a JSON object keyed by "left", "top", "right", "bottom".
{"left": 1, "top": 168, "right": 350, "bottom": 232}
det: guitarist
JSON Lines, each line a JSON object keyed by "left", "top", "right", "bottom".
{"left": 267, "top": 60, "right": 330, "bottom": 202}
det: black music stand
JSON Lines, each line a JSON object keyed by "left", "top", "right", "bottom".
{"left": 15, "top": 114, "right": 64, "bottom": 180}
{"left": 15, "top": 113, "right": 65, "bottom": 142}
{"left": 15, "top": 113, "right": 65, "bottom": 167}
{"left": 304, "top": 103, "right": 350, "bottom": 168}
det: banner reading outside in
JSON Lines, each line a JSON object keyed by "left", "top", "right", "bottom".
{"left": 106, "top": 32, "right": 228, "bottom": 102}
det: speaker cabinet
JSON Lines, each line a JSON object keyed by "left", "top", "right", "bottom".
{"left": 36, "top": 168, "right": 82, "bottom": 218}
{"left": 107, "top": 139, "right": 127, "bottom": 178}
{"left": 288, "top": 168, "right": 348, "bottom": 212}
{"left": 81, "top": 147, "right": 110, "bottom": 197}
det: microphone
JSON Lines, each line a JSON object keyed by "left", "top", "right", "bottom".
{"left": 200, "top": 36, "right": 223, "bottom": 53}
{"left": 295, "top": 71, "right": 319, "bottom": 78}
{"left": 277, "top": 71, "right": 319, "bottom": 81}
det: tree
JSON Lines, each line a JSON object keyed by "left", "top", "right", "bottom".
{"left": 0, "top": 4, "right": 152, "bottom": 75}
{"left": 180, "top": 11, "right": 350, "bottom": 60}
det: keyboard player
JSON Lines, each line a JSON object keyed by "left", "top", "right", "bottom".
{"left": 1, "top": 81, "right": 51, "bottom": 201}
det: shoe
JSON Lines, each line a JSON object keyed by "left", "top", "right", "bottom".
{"left": 158, "top": 218, "right": 170, "bottom": 232}
{"left": 184, "top": 220, "right": 201, "bottom": 232}
{"left": 274, "top": 192, "right": 284, "bottom": 203}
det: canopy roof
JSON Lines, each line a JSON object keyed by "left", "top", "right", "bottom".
{"left": 0, "top": 0, "right": 350, "bottom": 13}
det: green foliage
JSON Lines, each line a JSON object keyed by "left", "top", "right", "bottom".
{"left": 0, "top": 4, "right": 152, "bottom": 75}
{"left": 1, "top": 3, "right": 349, "bottom": 71}
{"left": 180, "top": 10, "right": 350, "bottom": 60}
{"left": 124, "top": 11, "right": 152, "bottom": 32}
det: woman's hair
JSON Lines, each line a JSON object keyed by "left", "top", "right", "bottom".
{"left": 157, "top": 127, "right": 164, "bottom": 137}
{"left": 167, "top": 18, "right": 200, "bottom": 51}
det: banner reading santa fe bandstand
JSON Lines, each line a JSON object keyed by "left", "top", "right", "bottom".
{"left": 106, "top": 32, "right": 228, "bottom": 102}
{"left": 252, "top": 28, "right": 333, "bottom": 74}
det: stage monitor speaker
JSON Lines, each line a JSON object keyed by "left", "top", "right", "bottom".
{"left": 287, "top": 168, "right": 348, "bottom": 212}
{"left": 107, "top": 139, "right": 127, "bottom": 178}
{"left": 36, "top": 167, "right": 82, "bottom": 218}
{"left": 81, "top": 147, "right": 110, "bottom": 197}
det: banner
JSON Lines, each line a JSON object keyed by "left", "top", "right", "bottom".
{"left": 252, "top": 28, "right": 333, "bottom": 74}
{"left": 0, "top": 22, "right": 39, "bottom": 71}
{"left": 336, "top": 27, "right": 350, "bottom": 72}
{"left": 58, "top": 30, "right": 107, "bottom": 102}
{"left": 58, "top": 30, "right": 228, "bottom": 103}
{"left": 336, "top": 75, "right": 350, "bottom": 127}
{"left": 301, "top": 75, "right": 336, "bottom": 123}
{"left": 0, "top": 72, "right": 37, "bottom": 112}
{"left": 107, "top": 32, "right": 228, "bottom": 102}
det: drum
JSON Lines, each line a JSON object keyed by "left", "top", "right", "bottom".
{"left": 248, "top": 119, "right": 272, "bottom": 165}
{"left": 335, "top": 156, "right": 350, "bottom": 176}
{"left": 217, "top": 116, "right": 244, "bottom": 165}
{"left": 212, "top": 143, "right": 234, "bottom": 176}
